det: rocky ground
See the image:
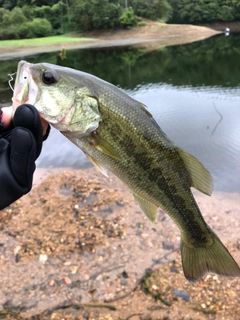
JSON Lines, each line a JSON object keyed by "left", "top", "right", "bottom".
{"left": 0, "top": 168, "right": 239, "bottom": 320}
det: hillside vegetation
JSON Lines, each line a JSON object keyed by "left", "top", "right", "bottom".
{"left": 0, "top": 0, "right": 239, "bottom": 40}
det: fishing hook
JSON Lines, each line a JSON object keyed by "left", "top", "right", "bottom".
{"left": 8, "top": 72, "right": 16, "bottom": 92}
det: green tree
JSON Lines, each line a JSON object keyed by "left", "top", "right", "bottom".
{"left": 21, "top": 4, "right": 34, "bottom": 19}
{"left": 217, "top": 0, "right": 235, "bottom": 20}
{"left": 25, "top": 18, "right": 52, "bottom": 37}
{"left": 168, "top": 0, "right": 240, "bottom": 23}
{"left": 2, "top": 6, "right": 27, "bottom": 24}
{"left": 217, "top": 5, "right": 234, "bottom": 20}
{"left": 233, "top": 1, "right": 240, "bottom": 19}
{"left": 0, "top": 7, "right": 9, "bottom": 23}
{"left": 119, "top": 7, "right": 139, "bottom": 27}
{"left": 0, "top": 0, "right": 17, "bottom": 10}
{"left": 70, "top": 0, "right": 122, "bottom": 30}
{"left": 0, "top": 0, "right": 59, "bottom": 9}
{"left": 178, "top": 0, "right": 218, "bottom": 23}
{"left": 129, "top": 0, "right": 172, "bottom": 21}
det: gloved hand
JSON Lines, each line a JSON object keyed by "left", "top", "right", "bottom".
{"left": 0, "top": 104, "right": 50, "bottom": 210}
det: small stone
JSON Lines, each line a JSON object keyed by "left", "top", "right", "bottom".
{"left": 96, "top": 274, "right": 103, "bottom": 281}
{"left": 152, "top": 284, "right": 158, "bottom": 290}
{"left": 201, "top": 303, "right": 206, "bottom": 309}
{"left": 49, "top": 279, "right": 55, "bottom": 286}
{"left": 84, "top": 274, "right": 90, "bottom": 280}
{"left": 116, "top": 201, "right": 125, "bottom": 207}
{"left": 170, "top": 264, "right": 179, "bottom": 274}
{"left": 15, "top": 253, "right": 21, "bottom": 263}
{"left": 14, "top": 245, "right": 21, "bottom": 256}
{"left": 121, "top": 279, "right": 127, "bottom": 285}
{"left": 122, "top": 270, "right": 129, "bottom": 278}
{"left": 141, "top": 233, "right": 148, "bottom": 238}
{"left": 64, "top": 276, "right": 72, "bottom": 285}
{"left": 39, "top": 254, "right": 48, "bottom": 263}
{"left": 162, "top": 240, "right": 174, "bottom": 250}
{"left": 71, "top": 266, "right": 78, "bottom": 274}
{"left": 173, "top": 289, "right": 189, "bottom": 302}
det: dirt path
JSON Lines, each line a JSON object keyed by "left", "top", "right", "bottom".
{"left": 0, "top": 21, "right": 222, "bottom": 60}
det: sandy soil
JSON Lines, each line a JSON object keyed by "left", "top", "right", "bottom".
{"left": 0, "top": 168, "right": 240, "bottom": 320}
{"left": 0, "top": 21, "right": 222, "bottom": 60}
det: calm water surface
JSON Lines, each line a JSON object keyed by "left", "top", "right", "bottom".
{"left": 0, "top": 34, "right": 240, "bottom": 192}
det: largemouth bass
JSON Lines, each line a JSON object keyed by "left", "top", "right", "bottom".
{"left": 12, "top": 60, "right": 240, "bottom": 282}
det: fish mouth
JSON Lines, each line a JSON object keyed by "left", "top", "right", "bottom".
{"left": 11, "top": 61, "right": 50, "bottom": 135}
{"left": 12, "top": 61, "right": 38, "bottom": 110}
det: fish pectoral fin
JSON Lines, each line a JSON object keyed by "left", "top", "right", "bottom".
{"left": 133, "top": 193, "right": 158, "bottom": 224}
{"left": 85, "top": 153, "right": 108, "bottom": 177}
{"left": 94, "top": 135, "right": 122, "bottom": 161}
{"left": 177, "top": 147, "right": 213, "bottom": 196}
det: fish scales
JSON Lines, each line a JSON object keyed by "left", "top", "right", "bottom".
{"left": 72, "top": 100, "right": 210, "bottom": 242}
{"left": 12, "top": 60, "right": 240, "bottom": 282}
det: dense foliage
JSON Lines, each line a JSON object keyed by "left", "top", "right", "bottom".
{"left": 129, "top": 0, "right": 172, "bottom": 22}
{"left": 0, "top": 0, "right": 239, "bottom": 39}
{"left": 168, "top": 0, "right": 240, "bottom": 23}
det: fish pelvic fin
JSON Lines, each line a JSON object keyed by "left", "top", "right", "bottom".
{"left": 85, "top": 153, "right": 108, "bottom": 177}
{"left": 181, "top": 230, "right": 240, "bottom": 282}
{"left": 177, "top": 147, "right": 213, "bottom": 196}
{"left": 133, "top": 193, "right": 158, "bottom": 224}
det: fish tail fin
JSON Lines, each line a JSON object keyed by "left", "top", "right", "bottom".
{"left": 180, "top": 231, "right": 240, "bottom": 282}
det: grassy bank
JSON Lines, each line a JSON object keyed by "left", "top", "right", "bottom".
{"left": 0, "top": 35, "right": 96, "bottom": 48}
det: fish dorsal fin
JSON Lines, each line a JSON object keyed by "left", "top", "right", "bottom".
{"left": 177, "top": 147, "right": 213, "bottom": 196}
{"left": 94, "top": 134, "right": 122, "bottom": 161}
{"left": 133, "top": 193, "right": 158, "bottom": 224}
{"left": 140, "top": 103, "right": 153, "bottom": 118}
{"left": 85, "top": 153, "right": 108, "bottom": 177}
{"left": 140, "top": 103, "right": 163, "bottom": 131}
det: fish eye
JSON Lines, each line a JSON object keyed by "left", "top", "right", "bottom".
{"left": 42, "top": 71, "right": 55, "bottom": 85}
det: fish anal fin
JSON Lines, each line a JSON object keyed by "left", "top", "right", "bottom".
{"left": 181, "top": 230, "right": 240, "bottom": 282}
{"left": 133, "top": 193, "right": 158, "bottom": 224}
{"left": 85, "top": 153, "right": 108, "bottom": 177}
{"left": 177, "top": 147, "right": 213, "bottom": 196}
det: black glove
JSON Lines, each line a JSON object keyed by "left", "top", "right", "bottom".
{"left": 0, "top": 104, "right": 50, "bottom": 210}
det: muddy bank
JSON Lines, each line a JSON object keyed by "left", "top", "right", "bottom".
{"left": 0, "top": 168, "right": 239, "bottom": 319}
{"left": 0, "top": 22, "right": 222, "bottom": 60}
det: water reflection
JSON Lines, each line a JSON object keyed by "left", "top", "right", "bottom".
{"left": 132, "top": 83, "right": 240, "bottom": 193}
{"left": 0, "top": 34, "right": 240, "bottom": 192}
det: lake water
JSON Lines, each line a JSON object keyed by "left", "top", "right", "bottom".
{"left": 0, "top": 34, "right": 240, "bottom": 193}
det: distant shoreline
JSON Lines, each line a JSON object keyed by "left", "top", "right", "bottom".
{"left": 201, "top": 20, "right": 240, "bottom": 33}
{"left": 0, "top": 22, "right": 222, "bottom": 60}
